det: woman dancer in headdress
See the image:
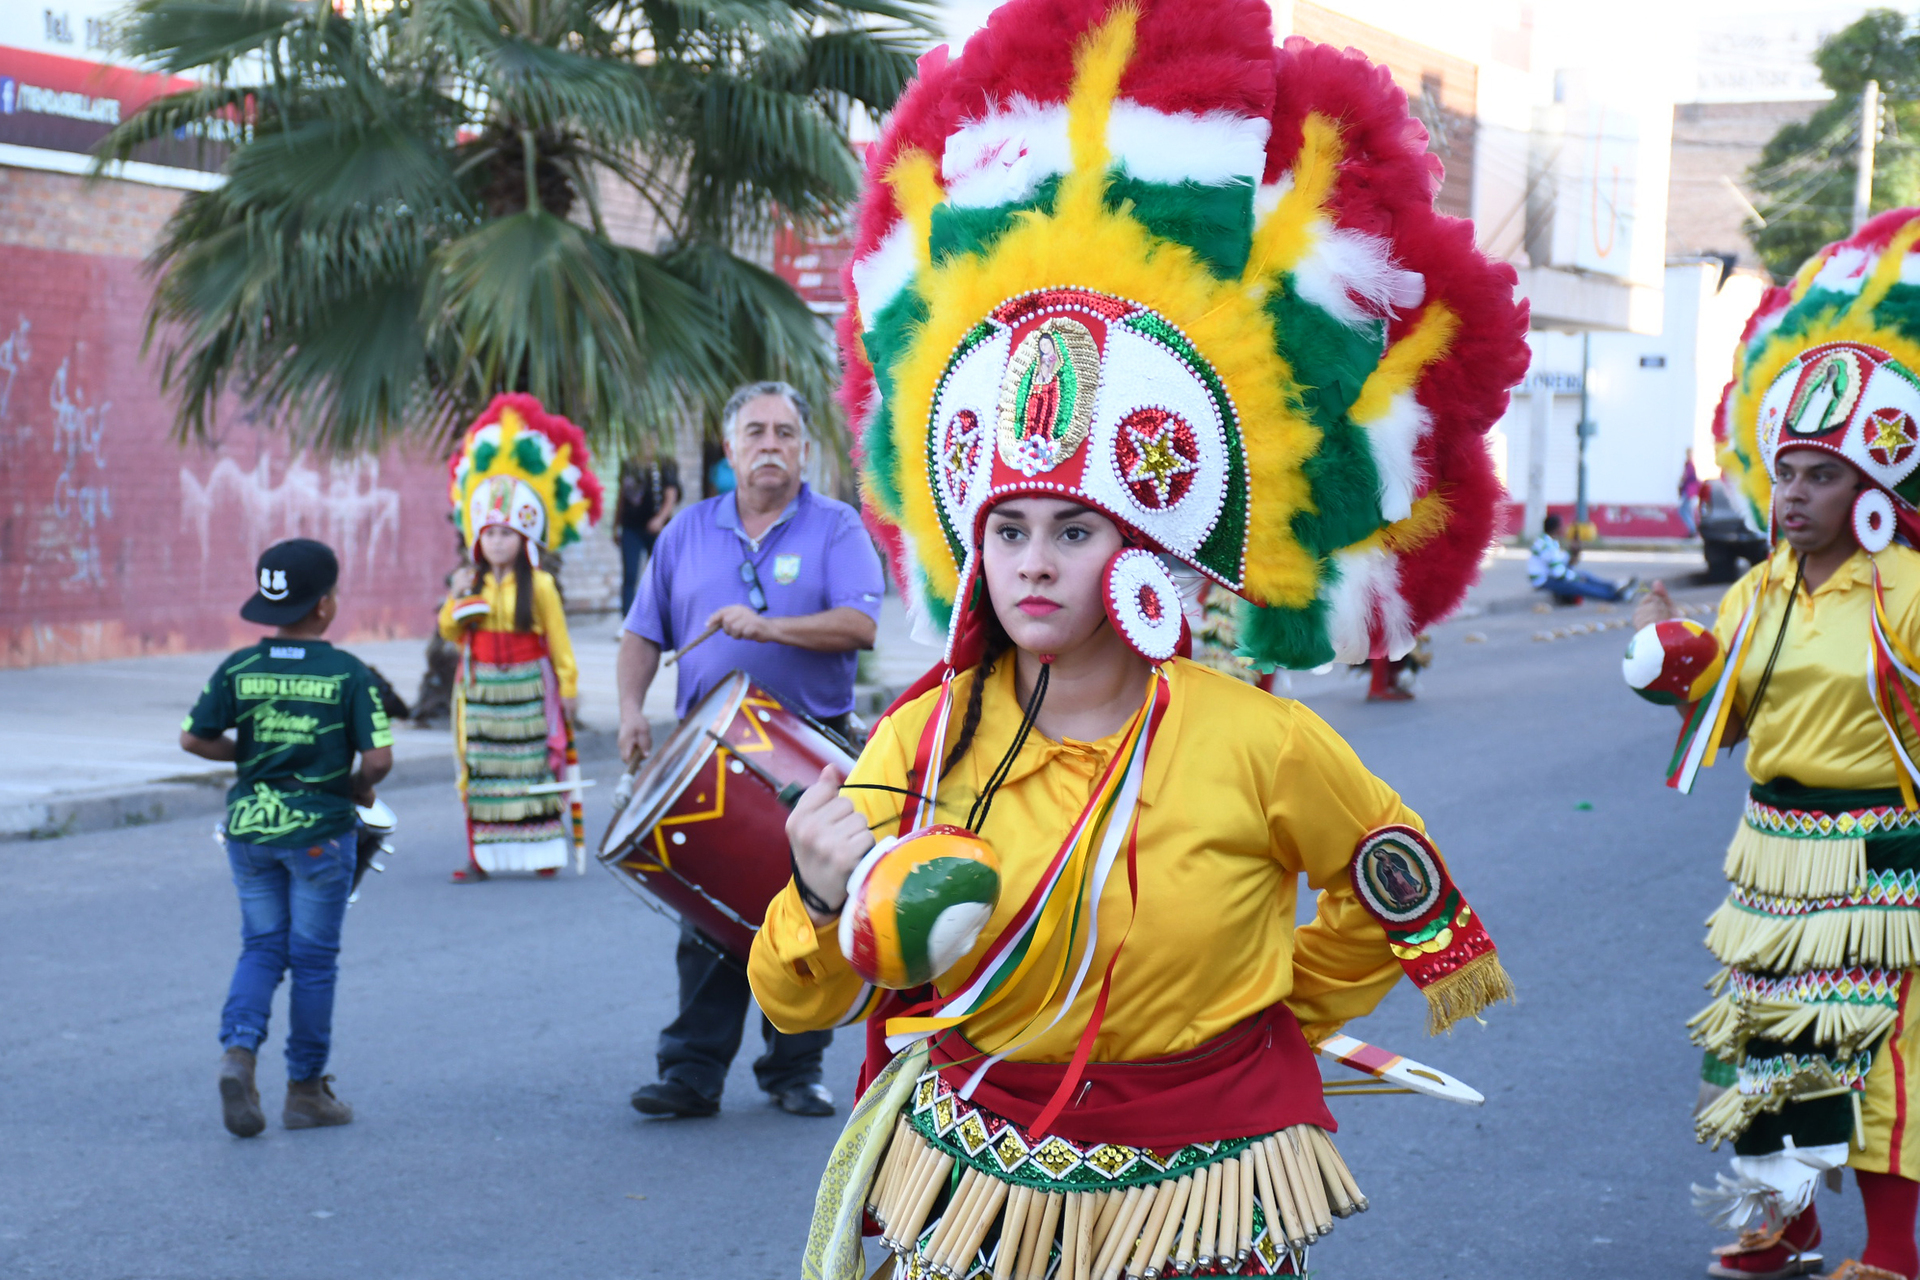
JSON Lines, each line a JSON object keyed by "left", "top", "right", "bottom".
{"left": 440, "top": 394, "right": 602, "bottom": 881}
{"left": 1634, "top": 211, "right": 1920, "bottom": 1280}
{"left": 745, "top": 1, "right": 1529, "bottom": 1274}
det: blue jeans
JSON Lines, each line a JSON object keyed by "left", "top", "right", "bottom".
{"left": 619, "top": 526, "right": 655, "bottom": 618}
{"left": 220, "top": 831, "right": 354, "bottom": 1081}
{"left": 1544, "top": 570, "right": 1628, "bottom": 603}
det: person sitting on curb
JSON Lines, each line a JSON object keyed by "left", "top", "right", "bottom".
{"left": 1529, "top": 513, "right": 1638, "bottom": 604}
{"left": 180, "top": 539, "right": 393, "bottom": 1138}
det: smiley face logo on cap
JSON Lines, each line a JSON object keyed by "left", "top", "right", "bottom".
{"left": 258, "top": 568, "right": 289, "bottom": 600}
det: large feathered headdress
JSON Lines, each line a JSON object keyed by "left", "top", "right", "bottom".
{"left": 448, "top": 393, "right": 604, "bottom": 566}
{"left": 1715, "top": 209, "right": 1920, "bottom": 555}
{"left": 842, "top": 0, "right": 1529, "bottom": 671}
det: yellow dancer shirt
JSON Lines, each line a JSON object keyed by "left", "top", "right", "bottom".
{"left": 437, "top": 567, "right": 578, "bottom": 698}
{"left": 750, "top": 657, "right": 1447, "bottom": 1061}
{"left": 1712, "top": 541, "right": 1920, "bottom": 788}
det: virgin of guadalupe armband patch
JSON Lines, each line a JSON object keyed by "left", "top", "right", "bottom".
{"left": 1351, "top": 825, "right": 1514, "bottom": 1034}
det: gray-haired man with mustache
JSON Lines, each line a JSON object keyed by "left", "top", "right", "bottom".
{"left": 617, "top": 380, "right": 885, "bottom": 1119}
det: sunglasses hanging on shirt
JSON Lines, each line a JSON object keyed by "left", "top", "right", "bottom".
{"left": 739, "top": 558, "right": 768, "bottom": 613}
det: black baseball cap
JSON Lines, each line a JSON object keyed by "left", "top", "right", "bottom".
{"left": 240, "top": 539, "right": 340, "bottom": 625}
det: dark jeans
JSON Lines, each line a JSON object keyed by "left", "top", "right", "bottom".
{"left": 1544, "top": 569, "right": 1629, "bottom": 603}
{"left": 655, "top": 928, "right": 831, "bottom": 1101}
{"left": 619, "top": 526, "right": 655, "bottom": 618}
{"left": 220, "top": 830, "right": 355, "bottom": 1080}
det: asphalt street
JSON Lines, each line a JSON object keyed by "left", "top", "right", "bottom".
{"left": 0, "top": 560, "right": 1822, "bottom": 1280}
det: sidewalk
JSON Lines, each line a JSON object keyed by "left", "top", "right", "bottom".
{"left": 0, "top": 596, "right": 940, "bottom": 841}
{"left": 0, "top": 544, "right": 1709, "bottom": 842}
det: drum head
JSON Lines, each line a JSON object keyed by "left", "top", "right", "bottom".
{"left": 356, "top": 799, "right": 397, "bottom": 833}
{"left": 597, "top": 671, "right": 751, "bottom": 863}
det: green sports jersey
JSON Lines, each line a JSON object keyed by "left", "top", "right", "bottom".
{"left": 185, "top": 640, "right": 393, "bottom": 846}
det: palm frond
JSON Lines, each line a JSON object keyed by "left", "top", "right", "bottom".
{"left": 412, "top": 0, "right": 658, "bottom": 144}
{"left": 776, "top": 26, "right": 922, "bottom": 104}
{"left": 115, "top": 0, "right": 931, "bottom": 451}
{"left": 425, "top": 211, "right": 726, "bottom": 440}
{"left": 660, "top": 241, "right": 839, "bottom": 441}
{"left": 223, "top": 114, "right": 465, "bottom": 226}
{"left": 114, "top": 0, "right": 310, "bottom": 72}
{"left": 94, "top": 84, "right": 253, "bottom": 165}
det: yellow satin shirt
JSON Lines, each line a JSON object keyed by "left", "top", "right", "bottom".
{"left": 749, "top": 656, "right": 1443, "bottom": 1061}
{"left": 436, "top": 567, "right": 578, "bottom": 699}
{"left": 1711, "top": 541, "right": 1920, "bottom": 788}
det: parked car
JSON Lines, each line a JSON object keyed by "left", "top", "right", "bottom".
{"left": 1697, "top": 478, "right": 1769, "bottom": 583}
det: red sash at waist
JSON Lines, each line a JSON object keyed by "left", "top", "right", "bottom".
{"left": 868, "top": 1004, "right": 1335, "bottom": 1150}
{"left": 469, "top": 630, "right": 548, "bottom": 664}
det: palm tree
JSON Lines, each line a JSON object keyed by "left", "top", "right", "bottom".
{"left": 98, "top": 0, "right": 931, "bottom": 452}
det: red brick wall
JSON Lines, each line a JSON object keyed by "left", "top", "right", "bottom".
{"left": 0, "top": 167, "right": 457, "bottom": 667}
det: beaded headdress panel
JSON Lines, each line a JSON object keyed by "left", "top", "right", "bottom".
{"left": 842, "top": 0, "right": 1530, "bottom": 669}
{"left": 1715, "top": 209, "right": 1920, "bottom": 554}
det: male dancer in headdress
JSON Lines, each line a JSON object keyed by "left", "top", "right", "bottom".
{"left": 1634, "top": 211, "right": 1920, "bottom": 1280}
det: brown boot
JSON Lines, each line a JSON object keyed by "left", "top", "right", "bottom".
{"left": 284, "top": 1075, "right": 354, "bottom": 1129}
{"left": 218, "top": 1047, "right": 265, "bottom": 1138}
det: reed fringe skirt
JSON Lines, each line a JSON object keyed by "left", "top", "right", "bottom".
{"left": 456, "top": 630, "right": 572, "bottom": 873}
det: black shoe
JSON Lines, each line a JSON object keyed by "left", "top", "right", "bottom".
{"left": 629, "top": 1080, "right": 718, "bottom": 1118}
{"left": 773, "top": 1082, "right": 835, "bottom": 1117}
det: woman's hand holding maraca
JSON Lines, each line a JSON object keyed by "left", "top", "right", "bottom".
{"left": 786, "top": 765, "right": 874, "bottom": 926}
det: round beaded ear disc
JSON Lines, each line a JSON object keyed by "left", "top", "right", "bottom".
{"left": 1103, "top": 548, "right": 1182, "bottom": 662}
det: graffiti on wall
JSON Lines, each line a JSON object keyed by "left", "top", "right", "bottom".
{"left": 1, "top": 242, "right": 453, "bottom": 666}
{"left": 0, "top": 316, "right": 30, "bottom": 420}
{"left": 179, "top": 454, "right": 405, "bottom": 581}
{"left": 50, "top": 355, "right": 112, "bottom": 589}
{"left": 0, "top": 319, "right": 116, "bottom": 599}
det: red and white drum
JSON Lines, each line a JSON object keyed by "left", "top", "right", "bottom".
{"left": 597, "top": 671, "right": 858, "bottom": 959}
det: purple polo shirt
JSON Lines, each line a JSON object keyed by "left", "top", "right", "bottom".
{"left": 624, "top": 484, "right": 885, "bottom": 718}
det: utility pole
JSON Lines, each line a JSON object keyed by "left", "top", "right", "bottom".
{"left": 1575, "top": 331, "right": 1595, "bottom": 543}
{"left": 1525, "top": 371, "right": 1550, "bottom": 544}
{"left": 1855, "top": 79, "right": 1881, "bottom": 232}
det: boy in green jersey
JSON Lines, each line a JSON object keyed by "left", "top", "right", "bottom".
{"left": 181, "top": 539, "right": 393, "bottom": 1137}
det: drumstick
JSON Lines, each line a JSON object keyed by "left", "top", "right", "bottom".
{"left": 662, "top": 621, "right": 721, "bottom": 667}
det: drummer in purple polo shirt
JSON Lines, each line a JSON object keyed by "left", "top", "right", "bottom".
{"left": 616, "top": 380, "right": 884, "bottom": 1120}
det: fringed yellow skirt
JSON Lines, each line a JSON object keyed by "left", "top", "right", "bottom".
{"left": 1690, "top": 779, "right": 1920, "bottom": 1174}
{"left": 804, "top": 1045, "right": 1366, "bottom": 1280}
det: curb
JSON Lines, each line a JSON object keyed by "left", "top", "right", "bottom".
{"left": 2, "top": 676, "right": 909, "bottom": 843}
{"left": 0, "top": 724, "right": 631, "bottom": 844}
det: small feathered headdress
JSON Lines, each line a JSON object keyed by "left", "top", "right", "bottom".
{"left": 841, "top": 0, "right": 1529, "bottom": 670}
{"left": 1715, "top": 209, "right": 1920, "bottom": 555}
{"left": 448, "top": 393, "right": 604, "bottom": 565}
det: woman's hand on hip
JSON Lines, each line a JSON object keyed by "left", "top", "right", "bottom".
{"left": 786, "top": 765, "right": 874, "bottom": 926}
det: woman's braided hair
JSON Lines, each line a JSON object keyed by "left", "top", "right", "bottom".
{"left": 941, "top": 602, "right": 1013, "bottom": 780}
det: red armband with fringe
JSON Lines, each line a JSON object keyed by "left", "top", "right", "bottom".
{"left": 1350, "top": 825, "right": 1513, "bottom": 1034}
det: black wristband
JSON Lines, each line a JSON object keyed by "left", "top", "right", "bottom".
{"left": 790, "top": 847, "right": 845, "bottom": 916}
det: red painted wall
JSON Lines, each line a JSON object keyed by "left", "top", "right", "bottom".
{"left": 1498, "top": 501, "right": 1690, "bottom": 539}
{"left": 0, "top": 241, "right": 455, "bottom": 667}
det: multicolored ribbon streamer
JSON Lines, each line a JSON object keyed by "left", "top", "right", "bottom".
{"left": 899, "top": 671, "right": 957, "bottom": 835}
{"left": 882, "top": 668, "right": 1171, "bottom": 1079}
{"left": 1669, "top": 560, "right": 1773, "bottom": 794}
